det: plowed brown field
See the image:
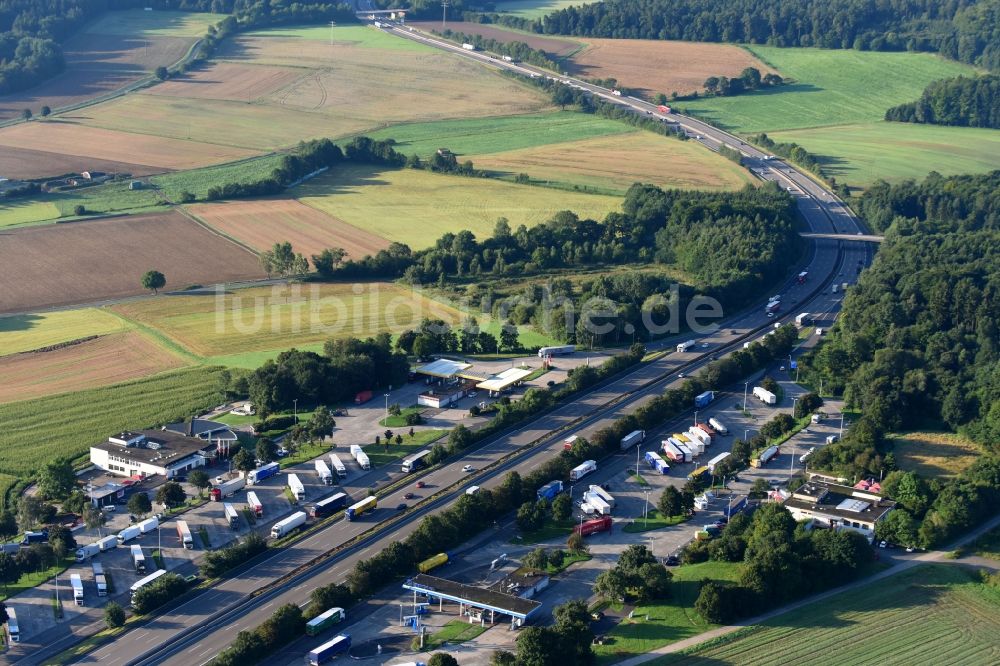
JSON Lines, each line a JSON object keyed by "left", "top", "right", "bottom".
{"left": 0, "top": 210, "right": 265, "bottom": 313}
{"left": 0, "top": 145, "right": 166, "bottom": 180}
{"left": 0, "top": 331, "right": 187, "bottom": 403}
{"left": 188, "top": 199, "right": 390, "bottom": 259}
{"left": 145, "top": 62, "right": 304, "bottom": 102}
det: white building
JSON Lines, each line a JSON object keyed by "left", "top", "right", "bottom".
{"left": 783, "top": 480, "right": 895, "bottom": 542}
{"left": 90, "top": 430, "right": 217, "bottom": 480}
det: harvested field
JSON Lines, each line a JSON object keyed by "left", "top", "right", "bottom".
{"left": 0, "top": 145, "right": 166, "bottom": 180}
{"left": 0, "top": 331, "right": 187, "bottom": 403}
{"left": 109, "top": 282, "right": 463, "bottom": 357}
{"left": 188, "top": 199, "right": 390, "bottom": 259}
{"left": 0, "top": 308, "right": 129, "bottom": 356}
{"left": 472, "top": 130, "right": 755, "bottom": 193}
{"left": 145, "top": 62, "right": 304, "bottom": 102}
{"left": 409, "top": 21, "right": 581, "bottom": 57}
{"left": 296, "top": 164, "right": 621, "bottom": 249}
{"left": 82, "top": 9, "right": 218, "bottom": 38}
{"left": 892, "top": 431, "right": 981, "bottom": 479}
{"left": 0, "top": 120, "right": 258, "bottom": 171}
{"left": 0, "top": 210, "right": 264, "bottom": 313}
{"left": 570, "top": 39, "right": 776, "bottom": 97}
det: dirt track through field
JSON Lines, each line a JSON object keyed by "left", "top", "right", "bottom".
{"left": 188, "top": 198, "right": 391, "bottom": 260}
{"left": 0, "top": 331, "right": 187, "bottom": 403}
{"left": 0, "top": 210, "right": 265, "bottom": 313}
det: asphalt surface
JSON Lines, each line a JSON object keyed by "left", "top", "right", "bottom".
{"left": 17, "top": 22, "right": 872, "bottom": 666}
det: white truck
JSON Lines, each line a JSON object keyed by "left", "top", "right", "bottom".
{"left": 138, "top": 517, "right": 159, "bottom": 535}
{"left": 70, "top": 573, "right": 84, "bottom": 605}
{"left": 350, "top": 445, "right": 371, "bottom": 471}
{"left": 753, "top": 386, "right": 777, "bottom": 405}
{"left": 131, "top": 544, "right": 146, "bottom": 573}
{"left": 583, "top": 492, "right": 612, "bottom": 516}
{"left": 246, "top": 491, "right": 264, "bottom": 518}
{"left": 315, "top": 460, "right": 334, "bottom": 486}
{"left": 587, "top": 485, "right": 615, "bottom": 508}
{"left": 686, "top": 428, "right": 711, "bottom": 448}
{"left": 211, "top": 476, "right": 246, "bottom": 500}
{"left": 270, "top": 511, "right": 307, "bottom": 539}
{"left": 570, "top": 460, "right": 597, "bottom": 481}
{"left": 117, "top": 525, "right": 141, "bottom": 545}
{"left": 708, "top": 417, "right": 729, "bottom": 435}
{"left": 92, "top": 562, "right": 107, "bottom": 596}
{"left": 795, "top": 312, "right": 813, "bottom": 327}
{"left": 753, "top": 445, "right": 779, "bottom": 467}
{"left": 75, "top": 542, "right": 101, "bottom": 562}
{"left": 620, "top": 430, "right": 645, "bottom": 450}
{"left": 287, "top": 474, "right": 306, "bottom": 501}
{"left": 176, "top": 520, "right": 194, "bottom": 549}
{"left": 676, "top": 339, "right": 696, "bottom": 353}
{"left": 707, "top": 452, "right": 731, "bottom": 473}
{"left": 223, "top": 502, "right": 240, "bottom": 530}
{"left": 461, "top": 42, "right": 476, "bottom": 50}
{"left": 329, "top": 454, "right": 347, "bottom": 478}
{"left": 97, "top": 535, "right": 118, "bottom": 551}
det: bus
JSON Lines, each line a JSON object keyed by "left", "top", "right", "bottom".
{"left": 401, "top": 449, "right": 432, "bottom": 473}
{"left": 6, "top": 607, "right": 18, "bottom": 643}
{"left": 129, "top": 569, "right": 168, "bottom": 602}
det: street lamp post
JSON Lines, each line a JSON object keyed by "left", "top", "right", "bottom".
{"left": 792, "top": 396, "right": 799, "bottom": 419}
{"left": 840, "top": 412, "right": 845, "bottom": 438}
{"left": 694, "top": 411, "right": 698, "bottom": 427}
{"left": 384, "top": 393, "right": 390, "bottom": 422}
{"left": 293, "top": 398, "right": 298, "bottom": 425}
{"left": 643, "top": 490, "right": 650, "bottom": 527}
{"left": 743, "top": 382, "right": 749, "bottom": 412}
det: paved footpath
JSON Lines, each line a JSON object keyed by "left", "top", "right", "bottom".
{"left": 617, "top": 511, "right": 1000, "bottom": 666}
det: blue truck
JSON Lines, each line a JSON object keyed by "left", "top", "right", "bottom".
{"left": 309, "top": 634, "right": 351, "bottom": 665}
{"left": 536, "top": 480, "right": 563, "bottom": 501}
{"left": 309, "top": 492, "right": 349, "bottom": 519}
{"left": 644, "top": 451, "right": 670, "bottom": 475}
{"left": 247, "top": 462, "right": 280, "bottom": 485}
{"left": 694, "top": 391, "right": 715, "bottom": 409}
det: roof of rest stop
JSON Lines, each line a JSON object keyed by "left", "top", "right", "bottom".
{"left": 403, "top": 574, "right": 542, "bottom": 619}
{"left": 477, "top": 367, "right": 533, "bottom": 392}
{"left": 415, "top": 358, "right": 473, "bottom": 378}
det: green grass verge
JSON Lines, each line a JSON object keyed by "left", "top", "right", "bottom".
{"left": 364, "top": 112, "right": 634, "bottom": 158}
{"left": 415, "top": 618, "right": 490, "bottom": 651}
{"left": 245, "top": 24, "right": 436, "bottom": 52}
{"left": 362, "top": 429, "right": 448, "bottom": 468}
{"left": 594, "top": 560, "right": 742, "bottom": 665}
{"left": 379, "top": 406, "right": 425, "bottom": 428}
{"left": 622, "top": 510, "right": 688, "bottom": 534}
{"left": 546, "top": 551, "right": 591, "bottom": 574}
{"left": 514, "top": 518, "right": 578, "bottom": 545}
{"left": 494, "top": 0, "right": 587, "bottom": 20}
{"left": 280, "top": 440, "right": 330, "bottom": 469}
{"left": 651, "top": 565, "right": 999, "bottom": 665}
{"left": 0, "top": 557, "right": 75, "bottom": 602}
{"left": 973, "top": 525, "right": 1000, "bottom": 561}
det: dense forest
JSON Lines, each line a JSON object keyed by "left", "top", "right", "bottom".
{"left": 885, "top": 74, "right": 1000, "bottom": 128}
{"left": 485, "top": 0, "right": 1000, "bottom": 71}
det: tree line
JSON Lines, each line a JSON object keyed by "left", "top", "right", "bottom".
{"left": 487, "top": 0, "right": 1000, "bottom": 71}
{"left": 435, "top": 28, "right": 561, "bottom": 70}
{"left": 702, "top": 67, "right": 783, "bottom": 97}
{"left": 885, "top": 74, "right": 1000, "bottom": 128}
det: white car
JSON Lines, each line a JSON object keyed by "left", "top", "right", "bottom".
{"left": 678, "top": 372, "right": 686, "bottom": 379}
{"left": 767, "top": 312, "right": 775, "bottom": 318}
{"left": 462, "top": 465, "right": 474, "bottom": 473}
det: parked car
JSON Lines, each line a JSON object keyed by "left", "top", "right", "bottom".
{"left": 665, "top": 555, "right": 680, "bottom": 566}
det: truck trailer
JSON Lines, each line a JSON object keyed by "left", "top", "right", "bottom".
{"left": 686, "top": 428, "right": 711, "bottom": 448}
{"left": 288, "top": 474, "right": 306, "bottom": 501}
{"left": 401, "top": 449, "right": 432, "bottom": 473}
{"left": 224, "top": 502, "right": 240, "bottom": 530}
{"left": 246, "top": 491, "right": 264, "bottom": 517}
{"left": 644, "top": 451, "right": 670, "bottom": 474}
{"left": 418, "top": 552, "right": 449, "bottom": 573}
{"left": 677, "top": 441, "right": 696, "bottom": 460}
{"left": 350, "top": 445, "right": 371, "bottom": 471}
{"left": 138, "top": 517, "right": 159, "bottom": 534}
{"left": 753, "top": 386, "right": 777, "bottom": 405}
{"left": 306, "top": 607, "right": 346, "bottom": 636}
{"left": 309, "top": 634, "right": 351, "bottom": 665}
{"left": 620, "top": 430, "right": 645, "bottom": 450}
{"left": 562, "top": 435, "right": 578, "bottom": 451}
{"left": 75, "top": 542, "right": 101, "bottom": 562}
{"left": 574, "top": 515, "right": 612, "bottom": 537}
{"left": 752, "top": 445, "right": 779, "bottom": 468}
{"left": 131, "top": 544, "right": 145, "bottom": 573}
{"left": 706, "top": 452, "right": 731, "bottom": 473}
{"left": 461, "top": 42, "right": 476, "bottom": 50}
{"left": 687, "top": 466, "right": 710, "bottom": 483}
{"left": 536, "top": 480, "right": 563, "bottom": 501}
{"left": 310, "top": 492, "right": 348, "bottom": 518}
{"left": 795, "top": 312, "right": 813, "bottom": 327}
{"left": 587, "top": 484, "right": 615, "bottom": 508}
{"left": 71, "top": 573, "right": 84, "bottom": 605}
{"left": 676, "top": 340, "right": 696, "bottom": 353}
{"left": 538, "top": 345, "right": 575, "bottom": 357}
{"left": 96, "top": 534, "right": 117, "bottom": 551}
{"left": 346, "top": 496, "right": 377, "bottom": 521}
{"left": 570, "top": 460, "right": 597, "bottom": 481}
{"left": 661, "top": 439, "right": 686, "bottom": 463}
{"left": 211, "top": 476, "right": 246, "bottom": 500}
{"left": 176, "top": 520, "right": 194, "bottom": 549}
{"left": 270, "top": 511, "right": 307, "bottom": 539}
{"left": 708, "top": 417, "right": 728, "bottom": 435}
{"left": 694, "top": 391, "right": 715, "bottom": 408}
{"left": 696, "top": 423, "right": 717, "bottom": 440}
{"left": 315, "top": 459, "right": 334, "bottom": 485}
{"left": 329, "top": 454, "right": 347, "bottom": 477}
{"left": 93, "top": 562, "right": 107, "bottom": 596}
{"left": 117, "top": 525, "right": 141, "bottom": 545}
{"left": 583, "top": 492, "right": 612, "bottom": 516}
{"left": 247, "top": 462, "right": 280, "bottom": 485}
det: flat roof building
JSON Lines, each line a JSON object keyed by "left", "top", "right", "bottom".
{"left": 403, "top": 574, "right": 542, "bottom": 628}
{"left": 784, "top": 480, "right": 895, "bottom": 542}
{"left": 90, "top": 430, "right": 217, "bottom": 480}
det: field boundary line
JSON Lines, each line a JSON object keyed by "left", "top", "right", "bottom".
{"left": 102, "top": 309, "right": 204, "bottom": 364}
{"left": 174, "top": 205, "right": 264, "bottom": 259}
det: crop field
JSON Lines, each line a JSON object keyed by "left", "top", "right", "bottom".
{"left": 108, "top": 282, "right": 463, "bottom": 357}
{"left": 594, "top": 560, "right": 741, "bottom": 664}
{"left": 409, "top": 21, "right": 582, "bottom": 58}
{"left": 0, "top": 366, "right": 226, "bottom": 477}
{"left": 891, "top": 431, "right": 981, "bottom": 479}
{"left": 0, "top": 145, "right": 167, "bottom": 181}
{"left": 296, "top": 165, "right": 621, "bottom": 249}
{"left": 0, "top": 331, "right": 188, "bottom": 403}
{"left": 686, "top": 47, "right": 978, "bottom": 133}
{"left": 471, "top": 130, "right": 755, "bottom": 193}
{"left": 494, "top": 0, "right": 590, "bottom": 19}
{"left": 150, "top": 154, "right": 285, "bottom": 200}
{"left": 655, "top": 565, "right": 1000, "bottom": 666}
{"left": 0, "top": 210, "right": 263, "bottom": 313}
{"left": 769, "top": 122, "right": 1000, "bottom": 185}
{"left": 187, "top": 199, "right": 390, "bottom": 260}
{"left": 363, "top": 112, "right": 633, "bottom": 158}
{"left": 0, "top": 10, "right": 215, "bottom": 122}
{"left": 0, "top": 120, "right": 257, "bottom": 173}
{"left": 145, "top": 62, "right": 304, "bottom": 102}
{"left": 0, "top": 181, "right": 165, "bottom": 229}
{"left": 570, "top": 39, "right": 775, "bottom": 97}
{"left": 0, "top": 308, "right": 131, "bottom": 356}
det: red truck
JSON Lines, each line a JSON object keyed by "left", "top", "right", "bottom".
{"left": 574, "top": 516, "right": 612, "bottom": 537}
{"left": 354, "top": 390, "right": 373, "bottom": 405}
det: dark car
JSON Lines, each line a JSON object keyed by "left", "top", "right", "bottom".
{"left": 416, "top": 481, "right": 426, "bottom": 489}
{"left": 665, "top": 555, "right": 680, "bottom": 566}
{"left": 404, "top": 492, "right": 415, "bottom": 500}
{"left": 396, "top": 503, "right": 408, "bottom": 511}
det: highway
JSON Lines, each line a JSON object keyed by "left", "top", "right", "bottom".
{"left": 36, "top": 22, "right": 872, "bottom": 666}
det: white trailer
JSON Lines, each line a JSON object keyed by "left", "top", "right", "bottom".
{"left": 677, "top": 442, "right": 696, "bottom": 460}
{"left": 288, "top": 474, "right": 306, "bottom": 501}
{"left": 686, "top": 428, "right": 711, "bottom": 448}
{"left": 117, "top": 525, "right": 141, "bottom": 545}
{"left": 620, "top": 430, "right": 645, "bottom": 450}
{"left": 587, "top": 484, "right": 615, "bottom": 508}
{"left": 176, "top": 520, "right": 194, "bottom": 549}
{"left": 93, "top": 562, "right": 107, "bottom": 596}
{"left": 130, "top": 544, "right": 146, "bottom": 573}
{"left": 461, "top": 42, "right": 476, "bottom": 50}
{"left": 75, "top": 542, "right": 101, "bottom": 562}
{"left": 795, "top": 312, "right": 812, "bottom": 327}
{"left": 138, "top": 517, "right": 159, "bottom": 534}
{"left": 687, "top": 438, "right": 706, "bottom": 455}
{"left": 569, "top": 460, "right": 597, "bottom": 481}
{"left": 708, "top": 417, "right": 729, "bottom": 435}
{"left": 212, "top": 476, "right": 246, "bottom": 499}
{"left": 662, "top": 439, "right": 686, "bottom": 463}
{"left": 753, "top": 386, "right": 777, "bottom": 405}
{"left": 538, "top": 345, "right": 575, "bottom": 357}
{"left": 271, "top": 511, "right": 307, "bottom": 539}
{"left": 315, "top": 459, "right": 334, "bottom": 485}
{"left": 753, "top": 445, "right": 779, "bottom": 467}
{"left": 707, "top": 452, "right": 731, "bottom": 473}
{"left": 96, "top": 535, "right": 118, "bottom": 551}
{"left": 246, "top": 491, "right": 263, "bottom": 518}
{"left": 329, "top": 454, "right": 347, "bottom": 477}
{"left": 70, "top": 573, "right": 84, "bottom": 605}
{"left": 224, "top": 502, "right": 240, "bottom": 530}
{"left": 583, "top": 492, "right": 612, "bottom": 516}
{"left": 676, "top": 339, "right": 696, "bottom": 353}
{"left": 349, "top": 445, "right": 371, "bottom": 470}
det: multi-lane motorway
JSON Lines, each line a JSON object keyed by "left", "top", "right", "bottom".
{"left": 27, "top": 22, "right": 873, "bottom": 666}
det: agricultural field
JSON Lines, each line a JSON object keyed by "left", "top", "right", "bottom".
{"left": 470, "top": 130, "right": 755, "bottom": 193}
{"left": 108, "top": 282, "right": 463, "bottom": 359}
{"left": 0, "top": 366, "right": 227, "bottom": 481}
{"left": 0, "top": 210, "right": 263, "bottom": 313}
{"left": 493, "top": 0, "right": 591, "bottom": 19}
{"left": 0, "top": 180, "right": 165, "bottom": 229}
{"left": 0, "top": 331, "right": 188, "bottom": 403}
{"left": 0, "top": 10, "right": 216, "bottom": 122}
{"left": 891, "top": 431, "right": 981, "bottom": 480}
{"left": 0, "top": 146, "right": 168, "bottom": 181}
{"left": 150, "top": 154, "right": 286, "bottom": 200}
{"left": 594, "top": 560, "right": 741, "bottom": 664}
{"left": 296, "top": 164, "right": 621, "bottom": 249}
{"left": 0, "top": 308, "right": 131, "bottom": 356}
{"left": 410, "top": 21, "right": 582, "bottom": 58}
{"left": 187, "top": 199, "right": 390, "bottom": 260}
{"left": 655, "top": 565, "right": 1000, "bottom": 666}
